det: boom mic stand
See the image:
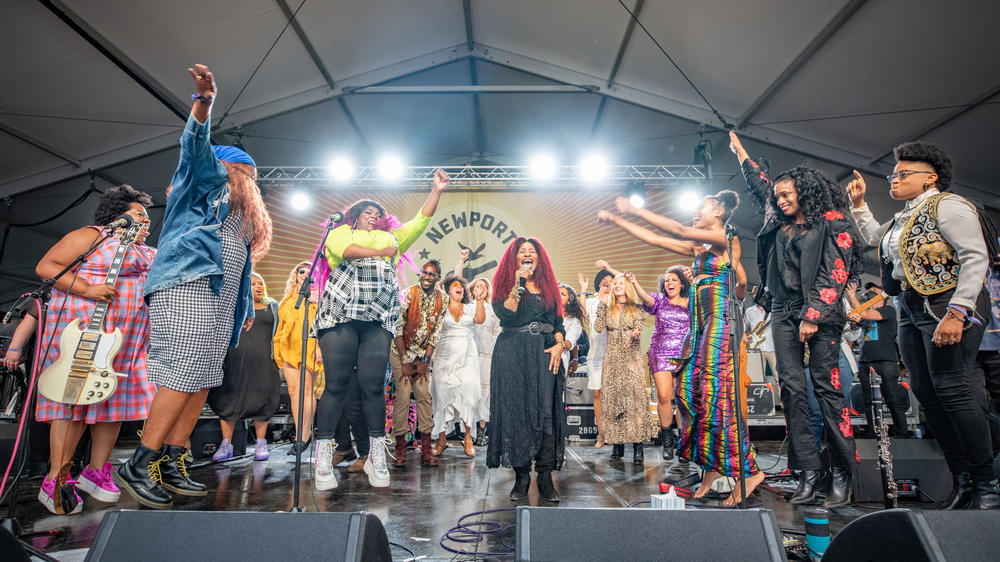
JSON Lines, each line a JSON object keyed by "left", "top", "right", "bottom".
{"left": 2, "top": 231, "right": 111, "bottom": 560}
{"left": 289, "top": 214, "right": 339, "bottom": 512}
{"left": 724, "top": 222, "right": 748, "bottom": 508}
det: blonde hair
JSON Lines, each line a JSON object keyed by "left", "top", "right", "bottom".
{"left": 284, "top": 261, "right": 311, "bottom": 299}
{"left": 471, "top": 278, "right": 493, "bottom": 300}
{"left": 609, "top": 274, "right": 641, "bottom": 322}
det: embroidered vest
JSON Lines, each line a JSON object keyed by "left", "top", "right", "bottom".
{"left": 880, "top": 193, "right": 960, "bottom": 296}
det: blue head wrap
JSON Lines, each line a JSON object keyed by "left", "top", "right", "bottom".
{"left": 212, "top": 145, "right": 256, "bottom": 167}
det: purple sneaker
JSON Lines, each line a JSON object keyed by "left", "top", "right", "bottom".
{"left": 212, "top": 438, "right": 233, "bottom": 461}
{"left": 254, "top": 438, "right": 269, "bottom": 461}
{"left": 78, "top": 463, "right": 121, "bottom": 503}
{"left": 38, "top": 476, "right": 83, "bottom": 515}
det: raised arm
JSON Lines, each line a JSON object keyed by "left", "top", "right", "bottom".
{"left": 597, "top": 211, "right": 698, "bottom": 257}
{"left": 420, "top": 168, "right": 450, "bottom": 218}
{"left": 846, "top": 169, "right": 889, "bottom": 245}
{"left": 624, "top": 271, "right": 655, "bottom": 308}
{"left": 454, "top": 247, "right": 470, "bottom": 278}
{"left": 595, "top": 259, "right": 621, "bottom": 277}
{"left": 615, "top": 197, "right": 727, "bottom": 247}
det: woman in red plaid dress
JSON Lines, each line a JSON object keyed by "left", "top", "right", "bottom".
{"left": 33, "top": 185, "right": 156, "bottom": 514}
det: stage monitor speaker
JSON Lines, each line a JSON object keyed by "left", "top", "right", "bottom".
{"left": 853, "top": 439, "right": 951, "bottom": 502}
{"left": 515, "top": 507, "right": 786, "bottom": 561}
{"left": 84, "top": 510, "right": 391, "bottom": 562}
{"left": 824, "top": 508, "right": 1000, "bottom": 561}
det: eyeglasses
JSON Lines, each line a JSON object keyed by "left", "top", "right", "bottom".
{"left": 885, "top": 170, "right": 932, "bottom": 182}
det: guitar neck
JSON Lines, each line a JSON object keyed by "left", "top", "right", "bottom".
{"left": 86, "top": 238, "right": 129, "bottom": 331}
{"left": 849, "top": 292, "right": 887, "bottom": 316}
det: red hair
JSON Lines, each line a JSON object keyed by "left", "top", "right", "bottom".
{"left": 492, "top": 237, "right": 563, "bottom": 316}
{"left": 223, "top": 161, "right": 272, "bottom": 263}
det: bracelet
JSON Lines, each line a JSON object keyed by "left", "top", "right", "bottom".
{"left": 947, "top": 305, "right": 983, "bottom": 326}
{"left": 191, "top": 93, "right": 214, "bottom": 103}
{"left": 7, "top": 348, "right": 20, "bottom": 352}
{"left": 507, "top": 286, "right": 521, "bottom": 301}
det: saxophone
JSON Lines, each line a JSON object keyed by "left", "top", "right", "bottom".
{"left": 868, "top": 366, "right": 898, "bottom": 509}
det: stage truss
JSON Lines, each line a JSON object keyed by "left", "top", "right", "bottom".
{"left": 256, "top": 165, "right": 708, "bottom": 190}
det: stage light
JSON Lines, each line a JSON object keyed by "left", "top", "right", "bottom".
{"left": 289, "top": 190, "right": 312, "bottom": 211}
{"left": 377, "top": 155, "right": 405, "bottom": 180}
{"left": 329, "top": 157, "right": 354, "bottom": 181}
{"left": 678, "top": 190, "right": 701, "bottom": 213}
{"left": 578, "top": 153, "right": 609, "bottom": 183}
{"left": 626, "top": 180, "right": 646, "bottom": 209}
{"left": 529, "top": 154, "right": 558, "bottom": 181}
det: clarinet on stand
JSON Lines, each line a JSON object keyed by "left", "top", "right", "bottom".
{"left": 867, "top": 366, "right": 898, "bottom": 509}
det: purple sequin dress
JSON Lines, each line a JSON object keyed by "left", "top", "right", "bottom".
{"left": 644, "top": 293, "right": 690, "bottom": 373}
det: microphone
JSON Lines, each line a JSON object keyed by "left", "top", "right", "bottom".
{"left": 724, "top": 222, "right": 738, "bottom": 238}
{"left": 517, "top": 263, "right": 530, "bottom": 296}
{"left": 329, "top": 211, "right": 344, "bottom": 223}
{"left": 106, "top": 214, "right": 134, "bottom": 230}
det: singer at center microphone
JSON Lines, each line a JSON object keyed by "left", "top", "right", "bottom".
{"left": 517, "top": 263, "right": 530, "bottom": 296}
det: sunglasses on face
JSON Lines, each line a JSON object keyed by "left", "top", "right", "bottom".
{"left": 297, "top": 269, "right": 307, "bottom": 274}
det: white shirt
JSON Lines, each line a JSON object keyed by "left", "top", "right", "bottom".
{"left": 743, "top": 305, "right": 774, "bottom": 353}
{"left": 561, "top": 316, "right": 583, "bottom": 371}
{"left": 585, "top": 296, "right": 608, "bottom": 366}
{"left": 851, "top": 189, "right": 987, "bottom": 310}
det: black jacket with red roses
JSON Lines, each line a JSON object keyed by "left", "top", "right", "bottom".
{"left": 740, "top": 159, "right": 862, "bottom": 325}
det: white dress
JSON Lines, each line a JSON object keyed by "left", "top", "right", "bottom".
{"left": 585, "top": 296, "right": 608, "bottom": 390}
{"left": 473, "top": 305, "right": 500, "bottom": 422}
{"left": 430, "top": 302, "right": 483, "bottom": 435}
{"left": 561, "top": 316, "right": 583, "bottom": 371}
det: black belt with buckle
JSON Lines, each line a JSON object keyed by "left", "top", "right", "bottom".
{"left": 503, "top": 322, "right": 554, "bottom": 335}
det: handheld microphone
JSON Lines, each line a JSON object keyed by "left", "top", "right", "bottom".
{"left": 329, "top": 211, "right": 344, "bottom": 223}
{"left": 517, "top": 263, "right": 530, "bottom": 296}
{"left": 106, "top": 214, "right": 135, "bottom": 230}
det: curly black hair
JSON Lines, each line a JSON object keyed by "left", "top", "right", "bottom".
{"left": 769, "top": 166, "right": 850, "bottom": 228}
{"left": 424, "top": 259, "right": 442, "bottom": 275}
{"left": 658, "top": 265, "right": 690, "bottom": 298}
{"left": 442, "top": 274, "right": 470, "bottom": 304}
{"left": 93, "top": 184, "right": 152, "bottom": 226}
{"left": 346, "top": 199, "right": 386, "bottom": 225}
{"left": 559, "top": 284, "right": 585, "bottom": 322}
{"left": 893, "top": 141, "right": 953, "bottom": 191}
{"left": 704, "top": 189, "right": 740, "bottom": 222}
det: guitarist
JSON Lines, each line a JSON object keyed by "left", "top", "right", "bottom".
{"left": 846, "top": 282, "right": 910, "bottom": 438}
{"left": 31, "top": 185, "right": 156, "bottom": 515}
{"left": 743, "top": 286, "right": 780, "bottom": 406}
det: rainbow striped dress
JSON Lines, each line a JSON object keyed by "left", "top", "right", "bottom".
{"left": 675, "top": 251, "right": 758, "bottom": 477}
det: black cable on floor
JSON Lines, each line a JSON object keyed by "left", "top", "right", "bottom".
{"left": 388, "top": 540, "right": 416, "bottom": 560}
{"left": 440, "top": 507, "right": 516, "bottom": 558}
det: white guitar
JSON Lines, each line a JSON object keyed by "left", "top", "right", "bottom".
{"left": 38, "top": 222, "right": 147, "bottom": 405}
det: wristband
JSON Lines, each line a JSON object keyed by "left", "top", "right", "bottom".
{"left": 948, "top": 304, "right": 983, "bottom": 325}
{"left": 191, "top": 93, "right": 214, "bottom": 103}
{"left": 7, "top": 348, "right": 20, "bottom": 352}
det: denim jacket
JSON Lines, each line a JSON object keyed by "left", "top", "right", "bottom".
{"left": 144, "top": 113, "right": 254, "bottom": 347}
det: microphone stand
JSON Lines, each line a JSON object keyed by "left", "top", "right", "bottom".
{"left": 289, "top": 217, "right": 337, "bottom": 512}
{"left": 2, "top": 232, "right": 111, "bottom": 560}
{"left": 724, "top": 222, "right": 748, "bottom": 508}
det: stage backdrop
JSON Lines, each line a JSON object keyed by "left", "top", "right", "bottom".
{"left": 257, "top": 186, "right": 693, "bottom": 312}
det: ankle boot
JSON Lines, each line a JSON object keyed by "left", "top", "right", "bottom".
{"left": 113, "top": 444, "right": 173, "bottom": 509}
{"left": 661, "top": 426, "right": 675, "bottom": 461}
{"left": 790, "top": 470, "right": 821, "bottom": 504}
{"left": 824, "top": 466, "right": 853, "bottom": 508}
{"left": 392, "top": 436, "right": 407, "bottom": 467}
{"left": 510, "top": 466, "right": 531, "bottom": 501}
{"left": 633, "top": 443, "right": 645, "bottom": 464}
{"left": 945, "top": 472, "right": 973, "bottom": 509}
{"left": 159, "top": 445, "right": 207, "bottom": 496}
{"left": 420, "top": 433, "right": 439, "bottom": 466}
{"left": 969, "top": 479, "right": 1000, "bottom": 509}
{"left": 611, "top": 444, "right": 624, "bottom": 460}
{"left": 537, "top": 471, "right": 561, "bottom": 503}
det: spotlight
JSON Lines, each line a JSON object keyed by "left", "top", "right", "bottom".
{"left": 578, "top": 153, "right": 609, "bottom": 183}
{"left": 377, "top": 155, "right": 405, "bottom": 180}
{"left": 678, "top": 190, "right": 701, "bottom": 213}
{"left": 626, "top": 180, "right": 646, "bottom": 209}
{"left": 529, "top": 154, "right": 558, "bottom": 181}
{"left": 329, "top": 157, "right": 354, "bottom": 181}
{"left": 289, "top": 189, "right": 312, "bottom": 211}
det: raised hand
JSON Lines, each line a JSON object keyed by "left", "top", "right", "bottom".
{"left": 577, "top": 272, "right": 588, "bottom": 293}
{"left": 597, "top": 210, "right": 614, "bottom": 223}
{"left": 615, "top": 196, "right": 636, "bottom": 215}
{"left": 846, "top": 281, "right": 858, "bottom": 295}
{"left": 595, "top": 259, "right": 610, "bottom": 271}
{"left": 624, "top": 271, "right": 636, "bottom": 285}
{"left": 847, "top": 169, "right": 866, "bottom": 208}
{"left": 729, "top": 131, "right": 748, "bottom": 160}
{"left": 188, "top": 64, "right": 216, "bottom": 101}
{"left": 433, "top": 168, "right": 450, "bottom": 192}
{"left": 459, "top": 247, "right": 470, "bottom": 261}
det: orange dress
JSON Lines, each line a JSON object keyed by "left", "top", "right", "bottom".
{"left": 273, "top": 294, "right": 324, "bottom": 374}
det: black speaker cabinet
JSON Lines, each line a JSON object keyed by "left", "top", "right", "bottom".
{"left": 853, "top": 439, "right": 951, "bottom": 502}
{"left": 515, "top": 507, "right": 786, "bottom": 561}
{"left": 85, "top": 510, "right": 390, "bottom": 561}
{"left": 189, "top": 416, "right": 247, "bottom": 460}
{"left": 824, "top": 508, "right": 1000, "bottom": 561}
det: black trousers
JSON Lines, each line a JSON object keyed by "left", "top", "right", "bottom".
{"left": 858, "top": 360, "right": 910, "bottom": 436}
{"left": 972, "top": 349, "right": 1000, "bottom": 453}
{"left": 334, "top": 376, "right": 370, "bottom": 455}
{"left": 898, "top": 289, "right": 994, "bottom": 481}
{"left": 772, "top": 307, "right": 857, "bottom": 470}
{"left": 315, "top": 320, "right": 392, "bottom": 440}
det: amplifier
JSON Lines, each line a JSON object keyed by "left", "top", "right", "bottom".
{"left": 853, "top": 439, "right": 951, "bottom": 503}
{"left": 564, "top": 367, "right": 593, "bottom": 405}
{"left": 564, "top": 405, "right": 598, "bottom": 441}
{"left": 746, "top": 350, "right": 766, "bottom": 382}
{"left": 747, "top": 382, "right": 777, "bottom": 417}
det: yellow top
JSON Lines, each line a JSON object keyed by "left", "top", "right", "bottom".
{"left": 324, "top": 211, "right": 433, "bottom": 270}
{"left": 273, "top": 294, "right": 323, "bottom": 373}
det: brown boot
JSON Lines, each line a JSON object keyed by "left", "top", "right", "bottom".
{"left": 392, "top": 436, "right": 407, "bottom": 467}
{"left": 420, "top": 433, "right": 439, "bottom": 466}
{"left": 348, "top": 455, "right": 367, "bottom": 473}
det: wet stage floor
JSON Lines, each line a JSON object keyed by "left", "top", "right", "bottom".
{"left": 10, "top": 438, "right": 927, "bottom": 560}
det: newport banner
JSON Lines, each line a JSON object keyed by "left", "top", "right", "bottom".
{"left": 258, "top": 186, "right": 691, "bottom": 306}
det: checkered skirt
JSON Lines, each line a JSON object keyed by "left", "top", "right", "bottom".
{"left": 312, "top": 257, "right": 401, "bottom": 336}
{"left": 35, "top": 227, "right": 157, "bottom": 423}
{"left": 146, "top": 212, "right": 248, "bottom": 393}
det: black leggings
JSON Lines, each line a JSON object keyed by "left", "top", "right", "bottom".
{"left": 315, "top": 320, "right": 392, "bottom": 440}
